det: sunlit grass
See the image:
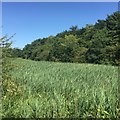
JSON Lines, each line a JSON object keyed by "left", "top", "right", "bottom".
{"left": 2, "top": 58, "right": 119, "bottom": 118}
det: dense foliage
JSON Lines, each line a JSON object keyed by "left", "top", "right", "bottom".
{"left": 5, "top": 58, "right": 118, "bottom": 118}
{"left": 0, "top": 36, "right": 23, "bottom": 117}
{"left": 0, "top": 36, "right": 13, "bottom": 96}
{"left": 12, "top": 12, "right": 120, "bottom": 66}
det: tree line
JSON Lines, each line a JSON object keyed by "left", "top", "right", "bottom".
{"left": 10, "top": 12, "right": 120, "bottom": 66}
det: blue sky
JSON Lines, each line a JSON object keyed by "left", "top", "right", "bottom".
{"left": 2, "top": 2, "right": 118, "bottom": 49}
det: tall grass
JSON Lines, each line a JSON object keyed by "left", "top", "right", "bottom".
{"left": 2, "top": 58, "right": 119, "bottom": 118}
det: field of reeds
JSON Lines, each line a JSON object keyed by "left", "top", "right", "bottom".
{"left": 2, "top": 58, "right": 119, "bottom": 118}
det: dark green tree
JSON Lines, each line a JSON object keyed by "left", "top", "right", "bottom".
{"left": 17, "top": 11, "right": 119, "bottom": 66}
